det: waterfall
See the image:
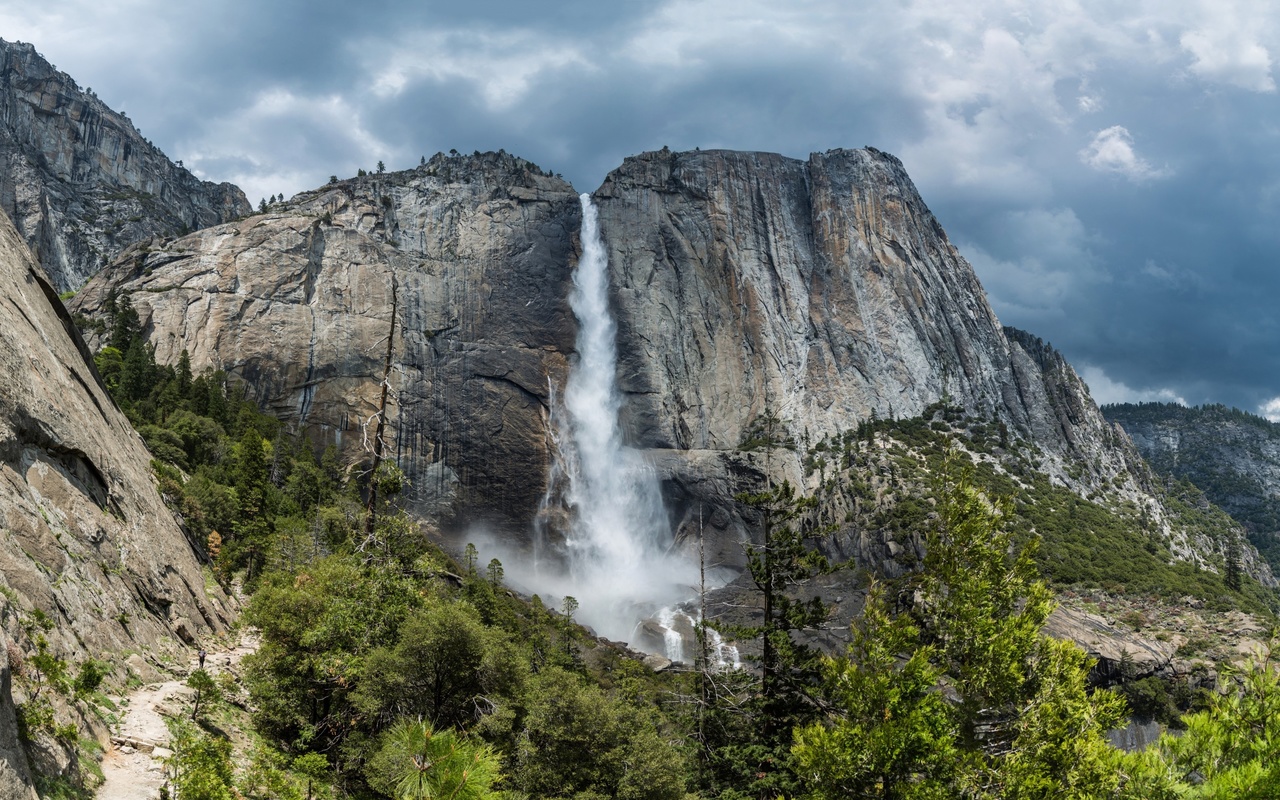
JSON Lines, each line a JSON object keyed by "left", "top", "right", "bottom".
{"left": 536, "top": 194, "right": 695, "bottom": 642}
{"left": 516, "top": 194, "right": 736, "bottom": 664}
{"left": 706, "top": 623, "right": 742, "bottom": 670}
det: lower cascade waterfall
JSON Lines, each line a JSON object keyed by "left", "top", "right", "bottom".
{"left": 518, "top": 194, "right": 737, "bottom": 667}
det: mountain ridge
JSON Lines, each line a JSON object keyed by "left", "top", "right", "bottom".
{"left": 1104, "top": 401, "right": 1280, "bottom": 572}
{"left": 0, "top": 38, "right": 251, "bottom": 292}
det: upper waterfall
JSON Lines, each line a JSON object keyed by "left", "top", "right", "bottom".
{"left": 539, "top": 194, "right": 699, "bottom": 643}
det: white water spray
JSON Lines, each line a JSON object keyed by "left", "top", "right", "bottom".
{"left": 538, "top": 194, "right": 698, "bottom": 642}
{"left": 507, "top": 194, "right": 737, "bottom": 666}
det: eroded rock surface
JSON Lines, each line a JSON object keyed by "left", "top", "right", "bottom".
{"left": 0, "top": 202, "right": 231, "bottom": 668}
{"left": 0, "top": 39, "right": 249, "bottom": 291}
{"left": 74, "top": 152, "right": 581, "bottom": 537}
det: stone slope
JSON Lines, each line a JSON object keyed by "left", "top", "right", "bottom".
{"left": 73, "top": 152, "right": 581, "bottom": 537}
{"left": 0, "top": 202, "right": 232, "bottom": 782}
{"left": 0, "top": 39, "right": 250, "bottom": 292}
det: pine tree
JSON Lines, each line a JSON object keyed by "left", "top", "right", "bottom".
{"left": 1225, "top": 535, "right": 1243, "bottom": 591}
{"left": 232, "top": 426, "right": 272, "bottom": 579}
{"left": 796, "top": 460, "right": 1127, "bottom": 798}
{"left": 735, "top": 480, "right": 828, "bottom": 732}
{"left": 176, "top": 349, "right": 193, "bottom": 397}
{"left": 793, "top": 582, "right": 957, "bottom": 799}
{"left": 119, "top": 338, "right": 153, "bottom": 403}
{"left": 706, "top": 480, "right": 830, "bottom": 797}
{"left": 365, "top": 720, "right": 500, "bottom": 800}
{"left": 108, "top": 294, "right": 141, "bottom": 352}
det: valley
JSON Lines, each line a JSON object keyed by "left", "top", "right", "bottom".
{"left": 0, "top": 34, "right": 1276, "bottom": 800}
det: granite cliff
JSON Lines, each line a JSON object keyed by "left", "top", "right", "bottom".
{"left": 593, "top": 149, "right": 1211, "bottom": 571}
{"left": 596, "top": 149, "right": 1128, "bottom": 472}
{"left": 0, "top": 202, "right": 232, "bottom": 788}
{"left": 69, "top": 147, "right": 1266, "bottom": 590}
{"left": 0, "top": 39, "right": 250, "bottom": 292}
{"left": 73, "top": 152, "right": 582, "bottom": 537}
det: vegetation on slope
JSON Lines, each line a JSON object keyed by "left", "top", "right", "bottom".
{"left": 804, "top": 401, "right": 1274, "bottom": 614}
{"left": 70, "top": 295, "right": 1280, "bottom": 798}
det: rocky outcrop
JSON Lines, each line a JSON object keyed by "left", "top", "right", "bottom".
{"left": 1043, "top": 606, "right": 1176, "bottom": 680}
{"left": 0, "top": 633, "right": 37, "bottom": 799}
{"left": 72, "top": 152, "right": 581, "bottom": 537}
{"left": 0, "top": 39, "right": 250, "bottom": 292}
{"left": 0, "top": 203, "right": 231, "bottom": 679}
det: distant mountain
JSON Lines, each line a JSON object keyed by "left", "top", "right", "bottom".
{"left": 0, "top": 39, "right": 250, "bottom": 291}
{"left": 1104, "top": 402, "right": 1280, "bottom": 571}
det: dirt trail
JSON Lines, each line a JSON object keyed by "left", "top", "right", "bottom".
{"left": 95, "top": 634, "right": 257, "bottom": 800}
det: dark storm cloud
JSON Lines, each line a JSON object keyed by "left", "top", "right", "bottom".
{"left": 5, "top": 0, "right": 1280, "bottom": 415}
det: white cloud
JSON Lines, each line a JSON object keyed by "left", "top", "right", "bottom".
{"left": 1079, "top": 126, "right": 1170, "bottom": 181}
{"left": 179, "top": 89, "right": 391, "bottom": 205}
{"left": 1140, "top": 258, "right": 1207, "bottom": 291}
{"left": 357, "top": 30, "right": 588, "bottom": 110}
{"left": 1079, "top": 365, "right": 1187, "bottom": 406}
{"left": 1180, "top": 12, "right": 1276, "bottom": 93}
{"left": 1260, "top": 397, "right": 1280, "bottom": 422}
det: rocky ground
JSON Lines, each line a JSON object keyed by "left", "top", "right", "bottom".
{"left": 1049, "top": 589, "right": 1273, "bottom": 684}
{"left": 96, "top": 633, "right": 257, "bottom": 800}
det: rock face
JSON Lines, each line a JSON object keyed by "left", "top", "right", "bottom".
{"left": 596, "top": 149, "right": 1138, "bottom": 471}
{"left": 593, "top": 149, "right": 1147, "bottom": 563}
{"left": 73, "top": 152, "right": 581, "bottom": 536}
{"left": 0, "top": 39, "right": 250, "bottom": 292}
{"left": 0, "top": 632, "right": 37, "bottom": 799}
{"left": 69, "top": 147, "right": 1261, "bottom": 583}
{"left": 597, "top": 148, "right": 1008, "bottom": 449}
{"left": 1104, "top": 402, "right": 1280, "bottom": 571}
{"left": 0, "top": 202, "right": 231, "bottom": 684}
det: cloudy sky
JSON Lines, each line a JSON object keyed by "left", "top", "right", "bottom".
{"left": 3, "top": 0, "right": 1280, "bottom": 416}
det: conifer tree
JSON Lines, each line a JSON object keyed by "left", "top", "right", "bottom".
{"left": 108, "top": 294, "right": 141, "bottom": 352}
{"left": 734, "top": 480, "right": 828, "bottom": 733}
{"left": 176, "top": 348, "right": 193, "bottom": 397}
{"left": 795, "top": 461, "right": 1126, "bottom": 798}
{"left": 232, "top": 426, "right": 272, "bottom": 579}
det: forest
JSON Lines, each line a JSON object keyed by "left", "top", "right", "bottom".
{"left": 62, "top": 296, "right": 1280, "bottom": 799}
